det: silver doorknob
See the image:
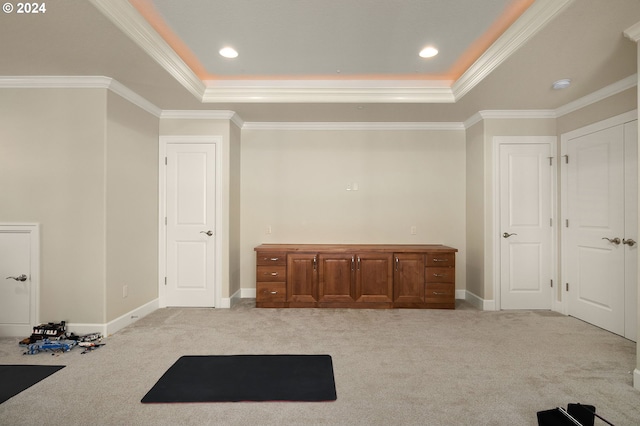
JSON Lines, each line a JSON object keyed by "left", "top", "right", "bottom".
{"left": 623, "top": 238, "right": 636, "bottom": 247}
{"left": 200, "top": 230, "right": 213, "bottom": 237}
{"left": 502, "top": 232, "right": 518, "bottom": 238}
{"left": 6, "top": 274, "right": 27, "bottom": 282}
{"left": 602, "top": 237, "right": 621, "bottom": 245}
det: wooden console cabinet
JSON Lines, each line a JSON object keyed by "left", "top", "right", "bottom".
{"left": 255, "top": 244, "right": 457, "bottom": 309}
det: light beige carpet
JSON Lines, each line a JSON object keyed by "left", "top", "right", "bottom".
{"left": 0, "top": 300, "right": 638, "bottom": 425}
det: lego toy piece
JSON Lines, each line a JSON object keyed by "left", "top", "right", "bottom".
{"left": 23, "top": 338, "right": 77, "bottom": 355}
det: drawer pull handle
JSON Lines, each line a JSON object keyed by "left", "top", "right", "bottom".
{"left": 433, "top": 291, "right": 446, "bottom": 295}
{"left": 432, "top": 258, "right": 448, "bottom": 262}
{"left": 270, "top": 291, "right": 278, "bottom": 294}
{"left": 263, "top": 272, "right": 278, "bottom": 276}
{"left": 433, "top": 273, "right": 447, "bottom": 277}
{"left": 269, "top": 257, "right": 280, "bottom": 261}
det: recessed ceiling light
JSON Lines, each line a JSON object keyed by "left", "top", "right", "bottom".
{"left": 419, "top": 46, "right": 438, "bottom": 58}
{"left": 552, "top": 78, "right": 571, "bottom": 90}
{"left": 219, "top": 47, "right": 238, "bottom": 59}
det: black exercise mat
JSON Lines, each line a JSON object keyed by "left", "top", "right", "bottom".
{"left": 141, "top": 355, "right": 337, "bottom": 403}
{"left": 0, "top": 365, "right": 65, "bottom": 404}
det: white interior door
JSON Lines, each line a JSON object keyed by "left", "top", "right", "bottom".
{"left": 499, "top": 142, "right": 553, "bottom": 309}
{"left": 165, "top": 143, "right": 216, "bottom": 307}
{"left": 565, "top": 125, "right": 626, "bottom": 336}
{"left": 0, "top": 225, "right": 39, "bottom": 336}
{"left": 624, "top": 121, "right": 637, "bottom": 341}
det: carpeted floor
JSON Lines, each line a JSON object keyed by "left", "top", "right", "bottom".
{"left": 0, "top": 299, "right": 638, "bottom": 425}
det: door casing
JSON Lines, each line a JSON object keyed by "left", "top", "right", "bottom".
{"left": 159, "top": 136, "right": 223, "bottom": 308}
{"left": 0, "top": 223, "right": 39, "bottom": 336}
{"left": 492, "top": 136, "right": 558, "bottom": 312}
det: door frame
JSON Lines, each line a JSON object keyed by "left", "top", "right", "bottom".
{"left": 492, "top": 136, "right": 558, "bottom": 311}
{"left": 0, "top": 223, "right": 39, "bottom": 336}
{"left": 560, "top": 110, "right": 638, "bottom": 318}
{"left": 158, "top": 136, "right": 223, "bottom": 308}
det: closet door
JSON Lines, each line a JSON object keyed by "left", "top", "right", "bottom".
{"left": 563, "top": 120, "right": 637, "bottom": 338}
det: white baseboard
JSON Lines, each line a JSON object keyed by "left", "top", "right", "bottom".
{"left": 634, "top": 369, "right": 640, "bottom": 391}
{"left": 455, "top": 289, "right": 466, "bottom": 300}
{"left": 0, "top": 324, "right": 32, "bottom": 338}
{"left": 67, "top": 298, "right": 159, "bottom": 338}
{"left": 241, "top": 288, "right": 257, "bottom": 298}
{"left": 464, "top": 291, "right": 495, "bottom": 311}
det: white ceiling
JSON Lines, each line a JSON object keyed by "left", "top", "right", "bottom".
{"left": 0, "top": 0, "right": 639, "bottom": 122}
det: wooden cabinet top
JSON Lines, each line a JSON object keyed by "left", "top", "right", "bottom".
{"left": 254, "top": 244, "right": 457, "bottom": 253}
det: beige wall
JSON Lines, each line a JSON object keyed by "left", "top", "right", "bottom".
{"left": 240, "top": 128, "right": 467, "bottom": 292}
{"left": 465, "top": 121, "right": 485, "bottom": 299}
{"left": 557, "top": 88, "right": 636, "bottom": 135}
{"left": 229, "top": 122, "right": 242, "bottom": 298}
{"left": 105, "top": 91, "right": 159, "bottom": 321}
{"left": 0, "top": 89, "right": 107, "bottom": 323}
{"left": 0, "top": 88, "right": 159, "bottom": 325}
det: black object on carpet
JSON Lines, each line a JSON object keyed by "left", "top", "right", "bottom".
{"left": 141, "top": 355, "right": 337, "bottom": 403}
{"left": 0, "top": 365, "right": 65, "bottom": 404}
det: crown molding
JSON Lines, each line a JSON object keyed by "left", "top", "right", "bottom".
{"left": 88, "top": 0, "right": 571, "bottom": 104}
{"left": 624, "top": 21, "right": 640, "bottom": 42}
{"left": 242, "top": 122, "right": 464, "bottom": 131}
{"left": 0, "top": 75, "right": 112, "bottom": 89}
{"left": 89, "top": 0, "right": 205, "bottom": 101}
{"left": 453, "top": 0, "right": 574, "bottom": 100}
{"left": 554, "top": 74, "right": 637, "bottom": 117}
{"left": 161, "top": 110, "right": 244, "bottom": 128}
{"left": 0, "top": 76, "right": 162, "bottom": 117}
{"left": 201, "top": 82, "right": 456, "bottom": 104}
{"left": 463, "top": 110, "right": 556, "bottom": 129}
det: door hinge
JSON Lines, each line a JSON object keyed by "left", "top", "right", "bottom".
{"left": 165, "top": 217, "right": 167, "bottom": 226}
{"left": 165, "top": 157, "right": 167, "bottom": 165}
{"left": 550, "top": 218, "right": 552, "bottom": 227}
{"left": 164, "top": 277, "right": 167, "bottom": 286}
{"left": 562, "top": 154, "right": 569, "bottom": 164}
{"left": 566, "top": 282, "right": 569, "bottom": 291}
{"left": 548, "top": 157, "right": 553, "bottom": 166}
{"left": 565, "top": 219, "right": 569, "bottom": 228}
{"left": 550, "top": 279, "right": 553, "bottom": 288}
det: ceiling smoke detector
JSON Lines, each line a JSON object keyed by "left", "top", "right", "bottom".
{"left": 552, "top": 79, "right": 571, "bottom": 90}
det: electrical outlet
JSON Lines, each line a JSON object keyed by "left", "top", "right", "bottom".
{"left": 266, "top": 225, "right": 272, "bottom": 234}
{"left": 410, "top": 226, "right": 417, "bottom": 235}
{"left": 123, "top": 284, "right": 128, "bottom": 298}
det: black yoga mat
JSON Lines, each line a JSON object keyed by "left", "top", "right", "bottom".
{"left": 0, "top": 365, "right": 65, "bottom": 404}
{"left": 141, "top": 355, "right": 337, "bottom": 403}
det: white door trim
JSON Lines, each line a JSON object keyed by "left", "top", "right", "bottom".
{"left": 492, "top": 136, "right": 558, "bottom": 311}
{"left": 0, "top": 223, "right": 40, "bottom": 335}
{"left": 158, "top": 136, "right": 223, "bottom": 308}
{"left": 560, "top": 110, "right": 638, "bottom": 318}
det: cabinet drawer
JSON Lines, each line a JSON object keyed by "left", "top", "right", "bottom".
{"left": 425, "top": 253, "right": 455, "bottom": 267}
{"left": 256, "top": 252, "right": 287, "bottom": 266}
{"left": 425, "top": 267, "right": 455, "bottom": 283}
{"left": 425, "top": 283, "right": 454, "bottom": 301}
{"left": 256, "top": 265, "right": 286, "bottom": 282}
{"left": 257, "top": 282, "right": 286, "bottom": 302}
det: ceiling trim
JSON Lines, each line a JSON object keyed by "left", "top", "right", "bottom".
{"left": 242, "top": 122, "right": 465, "bottom": 131}
{"left": 554, "top": 74, "right": 637, "bottom": 117}
{"left": 0, "top": 75, "right": 162, "bottom": 117}
{"left": 161, "top": 109, "right": 244, "bottom": 128}
{"left": 453, "top": 0, "right": 574, "bottom": 100}
{"left": 624, "top": 21, "right": 640, "bottom": 42}
{"left": 88, "top": 0, "right": 574, "bottom": 105}
{"left": 89, "top": 0, "right": 205, "bottom": 101}
{"left": 201, "top": 83, "right": 456, "bottom": 104}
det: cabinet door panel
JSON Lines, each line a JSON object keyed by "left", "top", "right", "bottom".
{"left": 287, "top": 253, "right": 318, "bottom": 303}
{"left": 319, "top": 253, "right": 356, "bottom": 302}
{"left": 394, "top": 253, "right": 425, "bottom": 303}
{"left": 356, "top": 253, "right": 393, "bottom": 302}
